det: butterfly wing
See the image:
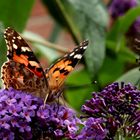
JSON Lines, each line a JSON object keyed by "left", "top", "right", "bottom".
{"left": 45, "top": 40, "right": 88, "bottom": 101}
{"left": 3, "top": 27, "right": 44, "bottom": 77}
{"left": 1, "top": 27, "right": 48, "bottom": 98}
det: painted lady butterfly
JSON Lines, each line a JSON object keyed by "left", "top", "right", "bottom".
{"left": 1, "top": 27, "right": 88, "bottom": 102}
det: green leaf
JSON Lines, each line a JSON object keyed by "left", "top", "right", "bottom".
{"left": 65, "top": 69, "right": 95, "bottom": 111}
{"left": 116, "top": 67, "right": 140, "bottom": 87}
{"left": 0, "top": 24, "right": 6, "bottom": 66}
{"left": 0, "top": 0, "right": 35, "bottom": 32}
{"left": 42, "top": 0, "right": 82, "bottom": 42}
{"left": 0, "top": 24, "right": 6, "bottom": 87}
{"left": 107, "top": 6, "right": 140, "bottom": 51}
{"left": 68, "top": 0, "right": 108, "bottom": 78}
{"left": 106, "top": 38, "right": 137, "bottom": 63}
{"left": 98, "top": 56, "right": 124, "bottom": 87}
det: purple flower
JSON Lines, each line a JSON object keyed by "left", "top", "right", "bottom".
{"left": 0, "top": 88, "right": 80, "bottom": 140}
{"left": 109, "top": 0, "right": 140, "bottom": 36}
{"left": 76, "top": 117, "right": 107, "bottom": 140}
{"left": 0, "top": 130, "right": 14, "bottom": 140}
{"left": 35, "top": 104, "right": 80, "bottom": 139}
{"left": 109, "top": 0, "right": 138, "bottom": 19}
{"left": 0, "top": 115, "right": 11, "bottom": 130}
{"left": 81, "top": 83, "right": 140, "bottom": 139}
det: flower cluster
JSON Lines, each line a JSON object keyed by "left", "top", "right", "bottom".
{"left": 0, "top": 88, "right": 80, "bottom": 140}
{"left": 109, "top": 0, "right": 138, "bottom": 19}
{"left": 81, "top": 82, "right": 140, "bottom": 139}
{"left": 109, "top": 0, "right": 140, "bottom": 37}
{"left": 0, "top": 83, "right": 140, "bottom": 140}
{"left": 76, "top": 117, "right": 107, "bottom": 140}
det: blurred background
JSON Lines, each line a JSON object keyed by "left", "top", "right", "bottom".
{"left": 0, "top": 0, "right": 140, "bottom": 111}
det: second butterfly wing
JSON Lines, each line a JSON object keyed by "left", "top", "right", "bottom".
{"left": 45, "top": 40, "right": 88, "bottom": 101}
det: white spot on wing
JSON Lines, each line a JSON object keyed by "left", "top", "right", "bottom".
{"left": 7, "top": 51, "right": 10, "bottom": 56}
{"left": 4, "top": 35, "right": 6, "bottom": 38}
{"left": 17, "top": 36, "right": 22, "bottom": 40}
{"left": 13, "top": 44, "right": 18, "bottom": 49}
{"left": 74, "top": 54, "right": 82, "bottom": 59}
{"left": 21, "top": 46, "right": 31, "bottom": 52}
{"left": 29, "top": 61, "right": 39, "bottom": 67}
{"left": 5, "top": 40, "right": 8, "bottom": 44}
{"left": 70, "top": 52, "right": 75, "bottom": 56}
{"left": 83, "top": 46, "right": 87, "bottom": 49}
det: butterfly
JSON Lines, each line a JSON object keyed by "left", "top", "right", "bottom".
{"left": 1, "top": 27, "right": 88, "bottom": 102}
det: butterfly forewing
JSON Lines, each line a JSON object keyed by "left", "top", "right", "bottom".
{"left": 45, "top": 40, "right": 88, "bottom": 101}
{"left": 2, "top": 27, "right": 48, "bottom": 99}
{"left": 4, "top": 27, "right": 44, "bottom": 77}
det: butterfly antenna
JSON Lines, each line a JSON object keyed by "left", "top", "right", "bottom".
{"left": 43, "top": 93, "right": 49, "bottom": 105}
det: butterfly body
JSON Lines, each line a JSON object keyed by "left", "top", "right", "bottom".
{"left": 1, "top": 27, "right": 88, "bottom": 102}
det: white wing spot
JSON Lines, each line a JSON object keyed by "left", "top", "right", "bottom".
{"left": 70, "top": 52, "right": 75, "bottom": 56}
{"left": 7, "top": 51, "right": 10, "bottom": 56}
{"left": 13, "top": 44, "right": 18, "bottom": 49}
{"left": 17, "top": 36, "right": 22, "bottom": 40}
{"left": 83, "top": 46, "right": 87, "bottom": 49}
{"left": 21, "top": 46, "right": 31, "bottom": 52}
{"left": 13, "top": 37, "right": 16, "bottom": 39}
{"left": 5, "top": 40, "right": 8, "bottom": 44}
{"left": 74, "top": 54, "right": 82, "bottom": 59}
{"left": 29, "top": 61, "right": 39, "bottom": 67}
{"left": 12, "top": 39, "right": 15, "bottom": 43}
{"left": 4, "top": 35, "right": 6, "bottom": 39}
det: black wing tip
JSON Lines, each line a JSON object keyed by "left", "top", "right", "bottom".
{"left": 80, "top": 40, "right": 89, "bottom": 47}
{"left": 4, "top": 27, "right": 15, "bottom": 36}
{"left": 83, "top": 39, "right": 89, "bottom": 44}
{"left": 5, "top": 27, "right": 13, "bottom": 32}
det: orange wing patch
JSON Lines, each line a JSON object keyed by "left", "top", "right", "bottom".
{"left": 46, "top": 59, "right": 74, "bottom": 90}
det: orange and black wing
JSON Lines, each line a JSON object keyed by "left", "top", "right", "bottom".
{"left": 2, "top": 27, "right": 48, "bottom": 98}
{"left": 45, "top": 40, "right": 88, "bottom": 100}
